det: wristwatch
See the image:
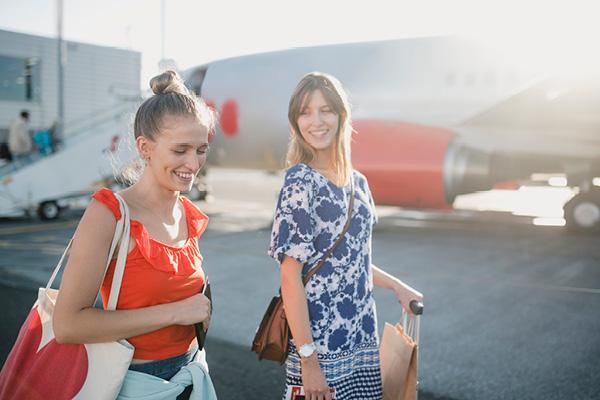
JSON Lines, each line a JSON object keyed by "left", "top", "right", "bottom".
{"left": 298, "top": 342, "right": 317, "bottom": 358}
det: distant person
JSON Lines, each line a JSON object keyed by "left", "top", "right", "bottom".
{"left": 268, "top": 72, "right": 423, "bottom": 399}
{"left": 52, "top": 70, "right": 217, "bottom": 399}
{"left": 8, "top": 110, "right": 32, "bottom": 164}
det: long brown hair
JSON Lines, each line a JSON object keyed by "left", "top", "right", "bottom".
{"left": 287, "top": 72, "right": 352, "bottom": 185}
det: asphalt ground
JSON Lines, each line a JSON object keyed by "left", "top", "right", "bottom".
{"left": 1, "top": 169, "right": 599, "bottom": 399}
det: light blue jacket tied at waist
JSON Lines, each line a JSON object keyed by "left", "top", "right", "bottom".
{"left": 117, "top": 349, "right": 217, "bottom": 400}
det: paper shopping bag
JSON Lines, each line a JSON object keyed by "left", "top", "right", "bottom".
{"left": 380, "top": 322, "right": 418, "bottom": 400}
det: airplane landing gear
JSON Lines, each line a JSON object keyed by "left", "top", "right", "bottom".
{"left": 564, "top": 189, "right": 600, "bottom": 232}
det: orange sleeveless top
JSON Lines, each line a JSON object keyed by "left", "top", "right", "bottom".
{"left": 92, "top": 188, "right": 208, "bottom": 360}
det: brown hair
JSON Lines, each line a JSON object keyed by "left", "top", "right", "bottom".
{"left": 134, "top": 70, "right": 215, "bottom": 141}
{"left": 121, "top": 70, "right": 215, "bottom": 184}
{"left": 287, "top": 72, "right": 352, "bottom": 185}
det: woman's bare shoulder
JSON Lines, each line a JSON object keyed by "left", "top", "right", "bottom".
{"left": 74, "top": 198, "right": 118, "bottom": 243}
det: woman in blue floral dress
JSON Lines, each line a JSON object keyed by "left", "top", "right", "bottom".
{"left": 268, "top": 72, "right": 423, "bottom": 400}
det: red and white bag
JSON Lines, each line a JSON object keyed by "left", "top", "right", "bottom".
{"left": 0, "top": 194, "right": 134, "bottom": 399}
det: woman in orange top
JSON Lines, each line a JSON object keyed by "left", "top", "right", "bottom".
{"left": 53, "top": 70, "right": 215, "bottom": 386}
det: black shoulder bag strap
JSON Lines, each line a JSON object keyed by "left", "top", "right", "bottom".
{"left": 302, "top": 174, "right": 355, "bottom": 286}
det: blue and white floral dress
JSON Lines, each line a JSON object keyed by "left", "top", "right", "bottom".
{"left": 268, "top": 163, "right": 382, "bottom": 399}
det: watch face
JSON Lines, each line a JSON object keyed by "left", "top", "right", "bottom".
{"left": 299, "top": 343, "right": 315, "bottom": 357}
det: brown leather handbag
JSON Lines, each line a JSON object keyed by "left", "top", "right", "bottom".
{"left": 252, "top": 179, "right": 355, "bottom": 364}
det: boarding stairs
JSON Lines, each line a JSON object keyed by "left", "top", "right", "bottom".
{"left": 0, "top": 101, "right": 138, "bottom": 219}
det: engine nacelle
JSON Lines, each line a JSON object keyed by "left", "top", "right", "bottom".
{"left": 352, "top": 120, "right": 493, "bottom": 209}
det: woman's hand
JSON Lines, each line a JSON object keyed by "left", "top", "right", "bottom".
{"left": 171, "top": 293, "right": 212, "bottom": 326}
{"left": 371, "top": 265, "right": 424, "bottom": 316}
{"left": 393, "top": 281, "right": 424, "bottom": 315}
{"left": 301, "top": 356, "right": 332, "bottom": 400}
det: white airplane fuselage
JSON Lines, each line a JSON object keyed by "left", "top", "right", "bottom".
{"left": 184, "top": 36, "right": 600, "bottom": 230}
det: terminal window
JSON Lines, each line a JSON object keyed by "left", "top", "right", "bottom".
{"left": 0, "top": 55, "right": 39, "bottom": 102}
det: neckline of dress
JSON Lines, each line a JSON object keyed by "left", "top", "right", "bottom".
{"left": 301, "top": 163, "right": 353, "bottom": 191}
{"left": 125, "top": 195, "right": 192, "bottom": 250}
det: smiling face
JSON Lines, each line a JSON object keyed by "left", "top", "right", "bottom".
{"left": 138, "top": 114, "right": 210, "bottom": 192}
{"left": 296, "top": 89, "right": 340, "bottom": 157}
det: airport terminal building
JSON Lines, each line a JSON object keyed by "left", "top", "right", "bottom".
{"left": 0, "top": 29, "right": 140, "bottom": 142}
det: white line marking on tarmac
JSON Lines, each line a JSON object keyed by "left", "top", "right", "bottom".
{"left": 0, "top": 240, "right": 66, "bottom": 253}
{"left": 0, "top": 221, "right": 77, "bottom": 236}
{"left": 512, "top": 281, "right": 600, "bottom": 295}
{"left": 547, "top": 286, "right": 600, "bottom": 295}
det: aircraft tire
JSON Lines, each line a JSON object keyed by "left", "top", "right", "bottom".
{"left": 38, "top": 201, "right": 61, "bottom": 221}
{"left": 564, "top": 191, "right": 600, "bottom": 233}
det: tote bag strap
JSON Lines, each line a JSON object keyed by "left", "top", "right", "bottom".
{"left": 44, "top": 191, "right": 130, "bottom": 312}
{"left": 106, "top": 193, "right": 131, "bottom": 311}
{"left": 45, "top": 239, "right": 76, "bottom": 291}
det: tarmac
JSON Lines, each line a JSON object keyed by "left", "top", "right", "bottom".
{"left": 1, "top": 168, "right": 599, "bottom": 400}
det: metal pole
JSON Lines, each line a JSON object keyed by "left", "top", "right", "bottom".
{"left": 161, "top": 0, "right": 165, "bottom": 61}
{"left": 57, "top": 0, "right": 65, "bottom": 142}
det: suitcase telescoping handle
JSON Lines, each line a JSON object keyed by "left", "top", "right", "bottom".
{"left": 409, "top": 300, "right": 424, "bottom": 316}
{"left": 406, "top": 300, "right": 424, "bottom": 400}
{"left": 402, "top": 300, "right": 423, "bottom": 344}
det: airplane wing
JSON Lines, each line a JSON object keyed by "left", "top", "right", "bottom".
{"left": 454, "top": 75, "right": 600, "bottom": 159}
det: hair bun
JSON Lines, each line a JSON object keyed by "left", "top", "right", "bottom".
{"left": 150, "top": 70, "right": 187, "bottom": 95}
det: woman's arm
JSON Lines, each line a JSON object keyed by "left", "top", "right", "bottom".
{"left": 280, "top": 255, "right": 332, "bottom": 400}
{"left": 280, "top": 256, "right": 313, "bottom": 349}
{"left": 53, "top": 199, "right": 210, "bottom": 344}
{"left": 372, "top": 264, "right": 424, "bottom": 314}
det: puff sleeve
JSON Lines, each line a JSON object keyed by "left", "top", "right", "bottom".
{"left": 268, "top": 168, "right": 316, "bottom": 265}
{"left": 91, "top": 188, "right": 122, "bottom": 220}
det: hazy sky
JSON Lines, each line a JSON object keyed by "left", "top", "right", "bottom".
{"left": 0, "top": 0, "right": 597, "bottom": 87}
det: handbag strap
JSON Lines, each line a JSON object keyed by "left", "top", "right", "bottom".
{"left": 301, "top": 174, "right": 355, "bottom": 286}
{"left": 45, "top": 191, "right": 131, "bottom": 311}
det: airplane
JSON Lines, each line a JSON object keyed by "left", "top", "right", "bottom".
{"left": 182, "top": 36, "right": 600, "bottom": 233}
